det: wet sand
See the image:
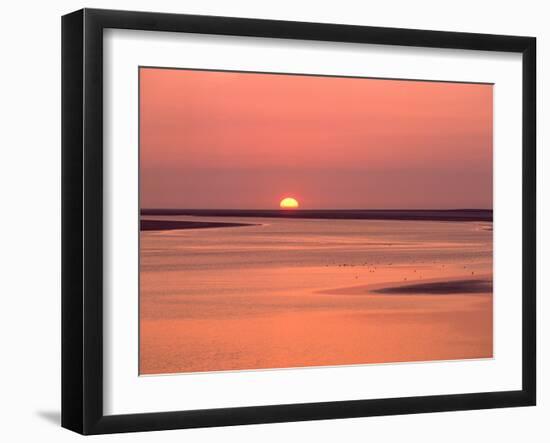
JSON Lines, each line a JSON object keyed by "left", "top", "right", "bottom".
{"left": 320, "top": 275, "right": 493, "bottom": 296}
{"left": 140, "top": 217, "right": 493, "bottom": 375}
{"left": 372, "top": 278, "right": 492, "bottom": 295}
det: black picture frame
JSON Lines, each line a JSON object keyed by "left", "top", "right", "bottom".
{"left": 62, "top": 8, "right": 536, "bottom": 435}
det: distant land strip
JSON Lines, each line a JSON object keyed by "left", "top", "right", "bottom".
{"left": 140, "top": 209, "right": 493, "bottom": 222}
{"left": 140, "top": 219, "right": 258, "bottom": 231}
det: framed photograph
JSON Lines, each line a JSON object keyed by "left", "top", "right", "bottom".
{"left": 62, "top": 8, "right": 536, "bottom": 435}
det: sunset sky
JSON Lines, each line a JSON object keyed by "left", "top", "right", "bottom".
{"left": 140, "top": 67, "right": 493, "bottom": 209}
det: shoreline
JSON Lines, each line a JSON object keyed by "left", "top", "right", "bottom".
{"left": 140, "top": 219, "right": 258, "bottom": 232}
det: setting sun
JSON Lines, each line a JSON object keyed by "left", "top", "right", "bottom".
{"left": 280, "top": 197, "right": 299, "bottom": 209}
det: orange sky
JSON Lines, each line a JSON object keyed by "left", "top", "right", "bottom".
{"left": 140, "top": 67, "right": 493, "bottom": 209}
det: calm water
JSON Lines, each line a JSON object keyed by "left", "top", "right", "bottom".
{"left": 140, "top": 217, "right": 493, "bottom": 374}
